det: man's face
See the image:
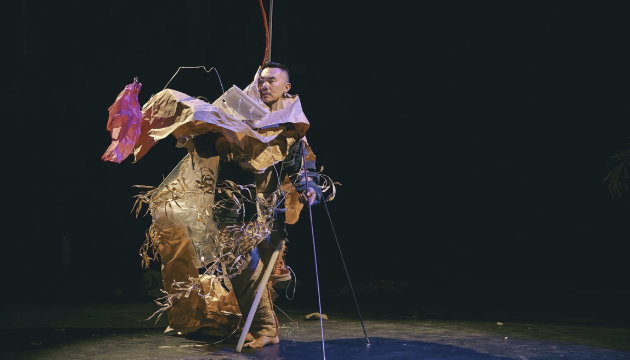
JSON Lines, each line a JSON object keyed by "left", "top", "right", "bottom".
{"left": 258, "top": 67, "right": 291, "bottom": 106}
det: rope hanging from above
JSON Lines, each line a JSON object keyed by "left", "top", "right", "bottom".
{"left": 258, "top": 0, "right": 272, "bottom": 66}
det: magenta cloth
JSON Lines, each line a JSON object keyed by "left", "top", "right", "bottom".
{"left": 102, "top": 81, "right": 143, "bottom": 163}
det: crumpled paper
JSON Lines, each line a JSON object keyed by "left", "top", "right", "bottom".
{"left": 132, "top": 67, "right": 310, "bottom": 173}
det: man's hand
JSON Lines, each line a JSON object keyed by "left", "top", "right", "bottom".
{"left": 215, "top": 136, "right": 234, "bottom": 162}
{"left": 299, "top": 187, "right": 318, "bottom": 206}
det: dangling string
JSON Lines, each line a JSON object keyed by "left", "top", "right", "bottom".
{"left": 161, "top": 65, "right": 225, "bottom": 94}
{"left": 274, "top": 303, "right": 297, "bottom": 323}
{"left": 301, "top": 139, "right": 327, "bottom": 360}
{"left": 283, "top": 265, "right": 297, "bottom": 300}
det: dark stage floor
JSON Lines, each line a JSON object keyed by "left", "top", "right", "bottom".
{"left": 1, "top": 300, "right": 629, "bottom": 360}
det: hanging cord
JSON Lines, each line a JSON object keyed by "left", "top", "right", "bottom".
{"left": 322, "top": 199, "right": 371, "bottom": 347}
{"left": 258, "top": 0, "right": 271, "bottom": 66}
{"left": 161, "top": 66, "right": 225, "bottom": 94}
{"left": 283, "top": 265, "right": 297, "bottom": 300}
{"left": 268, "top": 0, "right": 274, "bottom": 62}
{"left": 300, "top": 139, "right": 327, "bottom": 360}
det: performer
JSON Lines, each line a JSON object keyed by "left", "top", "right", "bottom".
{"left": 191, "top": 61, "right": 322, "bottom": 348}
{"left": 103, "top": 62, "right": 331, "bottom": 349}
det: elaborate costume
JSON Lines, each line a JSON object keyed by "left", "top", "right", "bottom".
{"left": 103, "top": 66, "right": 335, "bottom": 341}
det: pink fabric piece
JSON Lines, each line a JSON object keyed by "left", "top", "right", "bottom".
{"left": 102, "top": 81, "right": 143, "bottom": 163}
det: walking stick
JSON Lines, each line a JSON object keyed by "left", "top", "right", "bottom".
{"left": 235, "top": 239, "right": 285, "bottom": 352}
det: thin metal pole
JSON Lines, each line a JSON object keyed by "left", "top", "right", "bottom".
{"left": 301, "top": 139, "right": 326, "bottom": 359}
{"left": 322, "top": 200, "right": 371, "bottom": 347}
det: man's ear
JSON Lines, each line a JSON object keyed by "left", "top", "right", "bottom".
{"left": 284, "top": 82, "right": 292, "bottom": 93}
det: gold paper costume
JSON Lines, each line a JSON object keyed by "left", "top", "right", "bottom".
{"left": 121, "top": 68, "right": 334, "bottom": 337}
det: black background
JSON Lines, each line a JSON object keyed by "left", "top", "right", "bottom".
{"left": 7, "top": 1, "right": 630, "bottom": 323}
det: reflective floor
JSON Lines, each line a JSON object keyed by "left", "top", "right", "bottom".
{"left": 1, "top": 301, "right": 629, "bottom": 360}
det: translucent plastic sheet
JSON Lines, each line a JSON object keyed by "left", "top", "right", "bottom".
{"left": 102, "top": 80, "right": 142, "bottom": 163}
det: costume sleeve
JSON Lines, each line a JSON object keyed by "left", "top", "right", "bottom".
{"left": 282, "top": 139, "right": 323, "bottom": 205}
